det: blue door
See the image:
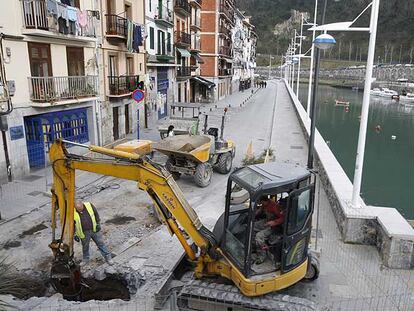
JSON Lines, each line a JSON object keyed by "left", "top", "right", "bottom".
{"left": 24, "top": 108, "right": 89, "bottom": 168}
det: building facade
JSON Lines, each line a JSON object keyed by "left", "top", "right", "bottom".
{"left": 145, "top": 0, "right": 175, "bottom": 120}
{"left": 200, "top": 0, "right": 234, "bottom": 101}
{"left": 232, "top": 9, "right": 257, "bottom": 92}
{"left": 101, "top": 0, "right": 146, "bottom": 144}
{"left": 0, "top": 0, "right": 101, "bottom": 181}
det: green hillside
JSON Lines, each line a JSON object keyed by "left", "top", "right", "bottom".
{"left": 238, "top": 0, "right": 414, "bottom": 63}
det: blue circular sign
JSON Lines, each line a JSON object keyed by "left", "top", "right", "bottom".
{"left": 132, "top": 89, "right": 145, "bottom": 103}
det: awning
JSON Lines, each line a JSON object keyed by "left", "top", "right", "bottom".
{"left": 191, "top": 76, "right": 215, "bottom": 89}
{"left": 176, "top": 48, "right": 191, "bottom": 58}
{"left": 191, "top": 52, "right": 204, "bottom": 64}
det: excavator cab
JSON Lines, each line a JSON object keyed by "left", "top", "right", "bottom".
{"left": 214, "top": 161, "right": 319, "bottom": 288}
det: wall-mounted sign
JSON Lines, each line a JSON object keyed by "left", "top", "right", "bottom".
{"left": 10, "top": 125, "right": 24, "bottom": 140}
{"left": 132, "top": 89, "right": 145, "bottom": 103}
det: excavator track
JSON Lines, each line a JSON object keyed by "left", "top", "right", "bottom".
{"left": 176, "top": 279, "right": 317, "bottom": 311}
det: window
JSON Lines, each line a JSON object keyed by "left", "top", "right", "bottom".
{"left": 109, "top": 55, "right": 118, "bottom": 76}
{"left": 287, "top": 189, "right": 311, "bottom": 235}
{"left": 233, "top": 167, "right": 270, "bottom": 189}
{"left": 149, "top": 0, "right": 152, "bottom": 12}
{"left": 126, "top": 57, "right": 134, "bottom": 75}
{"left": 149, "top": 27, "right": 155, "bottom": 49}
{"left": 167, "top": 32, "right": 171, "bottom": 52}
{"left": 223, "top": 182, "right": 251, "bottom": 268}
{"left": 28, "top": 43, "right": 52, "bottom": 77}
{"left": 125, "top": 4, "right": 132, "bottom": 20}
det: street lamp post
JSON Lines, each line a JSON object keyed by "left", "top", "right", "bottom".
{"left": 352, "top": 0, "right": 380, "bottom": 206}
{"left": 307, "top": 0, "right": 318, "bottom": 116}
{"left": 296, "top": 15, "right": 304, "bottom": 96}
{"left": 307, "top": 0, "right": 330, "bottom": 170}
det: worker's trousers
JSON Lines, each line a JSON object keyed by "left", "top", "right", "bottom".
{"left": 81, "top": 230, "right": 111, "bottom": 261}
{"left": 255, "top": 219, "right": 272, "bottom": 261}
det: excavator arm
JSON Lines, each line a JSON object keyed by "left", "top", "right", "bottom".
{"left": 48, "top": 139, "right": 216, "bottom": 296}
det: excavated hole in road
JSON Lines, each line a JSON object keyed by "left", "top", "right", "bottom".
{"left": 69, "top": 276, "right": 131, "bottom": 302}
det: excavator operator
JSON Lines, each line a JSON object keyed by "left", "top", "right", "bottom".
{"left": 254, "top": 196, "right": 285, "bottom": 264}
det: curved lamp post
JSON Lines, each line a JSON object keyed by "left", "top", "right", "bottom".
{"left": 307, "top": 33, "right": 336, "bottom": 170}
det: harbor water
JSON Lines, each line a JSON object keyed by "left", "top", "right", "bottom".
{"left": 298, "top": 83, "right": 414, "bottom": 219}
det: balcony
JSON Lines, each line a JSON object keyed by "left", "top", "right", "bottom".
{"left": 175, "top": 31, "right": 191, "bottom": 47}
{"left": 219, "top": 68, "right": 232, "bottom": 76}
{"left": 106, "top": 14, "right": 128, "bottom": 39}
{"left": 219, "top": 46, "right": 232, "bottom": 57}
{"left": 220, "top": 2, "right": 234, "bottom": 23}
{"left": 155, "top": 6, "right": 174, "bottom": 27}
{"left": 190, "top": 0, "right": 202, "bottom": 7}
{"left": 21, "top": 0, "right": 96, "bottom": 41}
{"left": 156, "top": 52, "right": 175, "bottom": 63}
{"left": 219, "top": 24, "right": 230, "bottom": 37}
{"left": 174, "top": 0, "right": 191, "bottom": 16}
{"left": 108, "top": 75, "right": 140, "bottom": 97}
{"left": 28, "top": 76, "right": 98, "bottom": 105}
{"left": 190, "top": 16, "right": 201, "bottom": 31}
{"left": 177, "top": 66, "right": 191, "bottom": 79}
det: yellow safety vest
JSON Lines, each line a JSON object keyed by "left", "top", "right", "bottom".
{"left": 74, "top": 202, "right": 97, "bottom": 239}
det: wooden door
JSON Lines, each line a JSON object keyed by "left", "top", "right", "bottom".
{"left": 113, "top": 107, "right": 119, "bottom": 140}
{"left": 125, "top": 104, "right": 130, "bottom": 134}
{"left": 67, "top": 47, "right": 85, "bottom": 76}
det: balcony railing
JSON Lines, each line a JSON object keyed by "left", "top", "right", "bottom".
{"left": 175, "top": 31, "right": 191, "bottom": 46}
{"left": 108, "top": 75, "right": 139, "bottom": 96}
{"left": 21, "top": 0, "right": 96, "bottom": 37}
{"left": 174, "top": 0, "right": 191, "bottom": 15}
{"left": 219, "top": 46, "right": 232, "bottom": 56}
{"left": 177, "top": 66, "right": 191, "bottom": 77}
{"left": 156, "top": 51, "right": 174, "bottom": 62}
{"left": 219, "top": 24, "right": 230, "bottom": 36}
{"left": 106, "top": 14, "right": 128, "bottom": 38}
{"left": 220, "top": 2, "right": 234, "bottom": 22}
{"left": 155, "top": 6, "right": 174, "bottom": 26}
{"left": 190, "top": 0, "right": 202, "bottom": 6}
{"left": 28, "top": 76, "right": 98, "bottom": 102}
{"left": 219, "top": 68, "right": 232, "bottom": 76}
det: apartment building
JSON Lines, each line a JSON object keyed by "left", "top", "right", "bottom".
{"left": 232, "top": 9, "right": 257, "bottom": 92}
{"left": 189, "top": 0, "right": 214, "bottom": 103}
{"left": 0, "top": 0, "right": 101, "bottom": 180}
{"left": 145, "top": 0, "right": 175, "bottom": 120}
{"left": 101, "top": 0, "right": 145, "bottom": 144}
{"left": 174, "top": 0, "right": 192, "bottom": 103}
{"left": 200, "top": 0, "right": 234, "bottom": 101}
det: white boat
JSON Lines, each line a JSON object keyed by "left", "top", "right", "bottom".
{"left": 370, "top": 88, "right": 382, "bottom": 96}
{"left": 399, "top": 93, "right": 414, "bottom": 103}
{"left": 379, "top": 88, "right": 399, "bottom": 98}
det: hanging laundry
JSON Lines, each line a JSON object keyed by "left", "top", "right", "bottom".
{"left": 141, "top": 24, "right": 148, "bottom": 40}
{"left": 132, "top": 24, "right": 142, "bottom": 52}
{"left": 77, "top": 10, "right": 88, "bottom": 28}
{"left": 127, "top": 20, "right": 134, "bottom": 52}
{"left": 61, "top": 0, "right": 71, "bottom": 5}
{"left": 67, "top": 6, "right": 77, "bottom": 22}
{"left": 47, "top": 0, "right": 58, "bottom": 16}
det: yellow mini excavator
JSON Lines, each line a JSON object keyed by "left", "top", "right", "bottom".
{"left": 48, "top": 139, "right": 319, "bottom": 302}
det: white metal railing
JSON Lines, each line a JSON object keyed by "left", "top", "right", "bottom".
{"left": 21, "top": 0, "right": 96, "bottom": 37}
{"left": 28, "top": 76, "right": 98, "bottom": 102}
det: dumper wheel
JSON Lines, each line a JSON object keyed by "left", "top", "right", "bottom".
{"left": 194, "top": 163, "right": 213, "bottom": 187}
{"left": 216, "top": 152, "right": 233, "bottom": 174}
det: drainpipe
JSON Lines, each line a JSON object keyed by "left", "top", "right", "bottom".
{"left": 143, "top": 0, "right": 148, "bottom": 129}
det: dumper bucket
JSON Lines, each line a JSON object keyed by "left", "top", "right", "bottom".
{"left": 153, "top": 135, "right": 213, "bottom": 163}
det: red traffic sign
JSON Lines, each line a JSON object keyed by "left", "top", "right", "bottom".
{"left": 132, "top": 89, "right": 145, "bottom": 103}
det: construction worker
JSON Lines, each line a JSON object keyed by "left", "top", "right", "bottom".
{"left": 254, "top": 196, "right": 285, "bottom": 264}
{"left": 74, "top": 200, "right": 114, "bottom": 266}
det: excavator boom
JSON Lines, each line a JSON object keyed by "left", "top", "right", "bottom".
{"left": 48, "top": 140, "right": 215, "bottom": 296}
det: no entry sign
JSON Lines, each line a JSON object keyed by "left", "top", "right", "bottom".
{"left": 132, "top": 89, "right": 145, "bottom": 103}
